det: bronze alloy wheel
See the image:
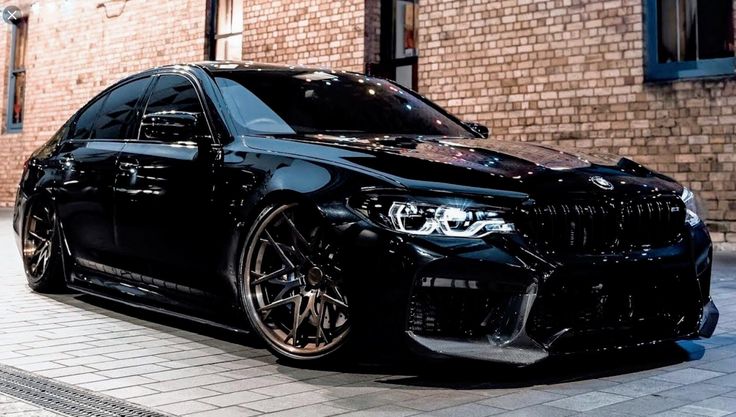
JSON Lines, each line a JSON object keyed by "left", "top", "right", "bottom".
{"left": 242, "top": 203, "right": 351, "bottom": 361}
{"left": 23, "top": 201, "right": 57, "bottom": 281}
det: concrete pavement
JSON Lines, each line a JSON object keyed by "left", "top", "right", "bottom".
{"left": 1, "top": 208, "right": 735, "bottom": 417}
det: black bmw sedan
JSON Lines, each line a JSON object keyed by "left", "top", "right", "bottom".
{"left": 14, "top": 62, "right": 718, "bottom": 364}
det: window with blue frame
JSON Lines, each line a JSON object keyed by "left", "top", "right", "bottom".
{"left": 6, "top": 16, "right": 27, "bottom": 132}
{"left": 645, "top": 0, "right": 736, "bottom": 81}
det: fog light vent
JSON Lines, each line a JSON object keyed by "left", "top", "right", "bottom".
{"left": 408, "top": 282, "right": 512, "bottom": 339}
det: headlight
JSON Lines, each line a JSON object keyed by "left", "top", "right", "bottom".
{"left": 681, "top": 188, "right": 705, "bottom": 227}
{"left": 350, "top": 194, "right": 515, "bottom": 238}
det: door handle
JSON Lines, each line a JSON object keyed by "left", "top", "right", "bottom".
{"left": 117, "top": 160, "right": 140, "bottom": 172}
{"left": 59, "top": 153, "right": 75, "bottom": 168}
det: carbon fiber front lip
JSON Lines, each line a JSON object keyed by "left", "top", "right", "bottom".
{"left": 407, "top": 331, "right": 549, "bottom": 365}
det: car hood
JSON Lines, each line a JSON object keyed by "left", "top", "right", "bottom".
{"left": 243, "top": 134, "right": 682, "bottom": 199}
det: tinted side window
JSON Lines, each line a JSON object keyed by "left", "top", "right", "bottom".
{"left": 91, "top": 77, "right": 150, "bottom": 139}
{"left": 145, "top": 75, "right": 203, "bottom": 115}
{"left": 69, "top": 95, "right": 105, "bottom": 139}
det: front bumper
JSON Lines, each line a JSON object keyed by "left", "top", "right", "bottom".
{"left": 340, "top": 220, "right": 717, "bottom": 365}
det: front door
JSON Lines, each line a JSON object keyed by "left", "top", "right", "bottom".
{"left": 113, "top": 74, "right": 223, "bottom": 304}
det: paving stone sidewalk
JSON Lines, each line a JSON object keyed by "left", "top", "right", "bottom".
{"left": 0, "top": 393, "right": 62, "bottom": 417}
{"left": 1, "top": 208, "right": 735, "bottom": 417}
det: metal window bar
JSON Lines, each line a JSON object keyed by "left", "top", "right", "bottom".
{"left": 676, "top": 0, "right": 681, "bottom": 61}
{"left": 214, "top": 32, "right": 241, "bottom": 39}
{"left": 677, "top": 0, "right": 700, "bottom": 62}
{"left": 695, "top": 0, "right": 699, "bottom": 61}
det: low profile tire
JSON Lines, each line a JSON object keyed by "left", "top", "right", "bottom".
{"left": 22, "top": 199, "right": 66, "bottom": 293}
{"left": 240, "top": 202, "right": 352, "bottom": 363}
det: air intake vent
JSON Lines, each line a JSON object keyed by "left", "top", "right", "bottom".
{"left": 517, "top": 196, "right": 685, "bottom": 252}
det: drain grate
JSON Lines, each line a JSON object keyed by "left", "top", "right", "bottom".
{"left": 0, "top": 364, "right": 170, "bottom": 417}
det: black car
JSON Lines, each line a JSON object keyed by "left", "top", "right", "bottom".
{"left": 14, "top": 62, "right": 718, "bottom": 364}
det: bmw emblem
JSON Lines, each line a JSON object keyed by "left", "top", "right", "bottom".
{"left": 590, "top": 176, "right": 614, "bottom": 190}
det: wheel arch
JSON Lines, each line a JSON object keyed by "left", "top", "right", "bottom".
{"left": 231, "top": 192, "right": 355, "bottom": 360}
{"left": 18, "top": 187, "right": 57, "bottom": 246}
{"left": 217, "top": 148, "right": 404, "bottom": 313}
{"left": 18, "top": 187, "right": 71, "bottom": 291}
{"left": 224, "top": 189, "right": 326, "bottom": 311}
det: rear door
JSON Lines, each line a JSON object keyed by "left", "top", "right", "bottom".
{"left": 55, "top": 76, "right": 151, "bottom": 269}
{"left": 113, "top": 73, "right": 223, "bottom": 302}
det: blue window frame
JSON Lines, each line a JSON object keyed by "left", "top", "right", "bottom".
{"left": 6, "top": 17, "right": 27, "bottom": 132}
{"left": 645, "top": 0, "right": 736, "bottom": 81}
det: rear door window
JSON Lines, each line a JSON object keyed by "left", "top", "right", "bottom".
{"left": 90, "top": 77, "right": 150, "bottom": 140}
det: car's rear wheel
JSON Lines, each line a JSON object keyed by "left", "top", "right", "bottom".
{"left": 241, "top": 202, "right": 351, "bottom": 362}
{"left": 22, "top": 199, "right": 65, "bottom": 293}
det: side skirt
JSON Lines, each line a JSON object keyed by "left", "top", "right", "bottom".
{"left": 66, "top": 280, "right": 251, "bottom": 336}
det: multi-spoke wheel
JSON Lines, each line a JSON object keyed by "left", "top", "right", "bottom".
{"left": 241, "top": 202, "right": 351, "bottom": 361}
{"left": 22, "top": 199, "right": 65, "bottom": 293}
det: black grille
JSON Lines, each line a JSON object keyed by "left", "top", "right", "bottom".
{"left": 517, "top": 196, "right": 685, "bottom": 252}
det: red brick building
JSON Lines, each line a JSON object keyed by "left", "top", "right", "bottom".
{"left": 0, "top": 0, "right": 735, "bottom": 248}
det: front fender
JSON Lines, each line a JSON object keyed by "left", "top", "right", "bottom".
{"left": 214, "top": 148, "right": 399, "bottom": 308}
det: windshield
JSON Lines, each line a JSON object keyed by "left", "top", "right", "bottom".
{"left": 215, "top": 70, "right": 476, "bottom": 138}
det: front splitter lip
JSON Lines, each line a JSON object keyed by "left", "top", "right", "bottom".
{"left": 406, "top": 331, "right": 549, "bottom": 365}
{"left": 406, "top": 330, "right": 709, "bottom": 365}
{"left": 406, "top": 299, "right": 718, "bottom": 365}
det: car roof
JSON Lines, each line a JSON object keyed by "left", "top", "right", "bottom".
{"left": 109, "top": 62, "right": 370, "bottom": 91}
{"left": 142, "top": 61, "right": 364, "bottom": 78}
{"left": 193, "top": 61, "right": 359, "bottom": 74}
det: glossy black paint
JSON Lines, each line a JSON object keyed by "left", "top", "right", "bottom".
{"left": 13, "top": 62, "right": 717, "bottom": 364}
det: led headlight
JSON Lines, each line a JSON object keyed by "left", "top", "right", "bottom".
{"left": 681, "top": 188, "right": 706, "bottom": 227}
{"left": 351, "top": 194, "right": 515, "bottom": 238}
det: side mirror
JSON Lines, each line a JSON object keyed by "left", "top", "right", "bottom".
{"left": 463, "top": 121, "right": 490, "bottom": 139}
{"left": 140, "top": 111, "right": 207, "bottom": 143}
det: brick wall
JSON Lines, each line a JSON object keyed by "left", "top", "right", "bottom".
{"left": 418, "top": 0, "right": 736, "bottom": 250}
{"left": 0, "top": 0, "right": 370, "bottom": 209}
{"left": 0, "top": 0, "right": 207, "bottom": 206}
{"left": 242, "top": 0, "right": 366, "bottom": 72}
{"left": 0, "top": 0, "right": 734, "bottom": 249}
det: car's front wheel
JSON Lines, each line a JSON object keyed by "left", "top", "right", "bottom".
{"left": 22, "top": 199, "right": 66, "bottom": 293}
{"left": 240, "top": 202, "right": 352, "bottom": 362}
